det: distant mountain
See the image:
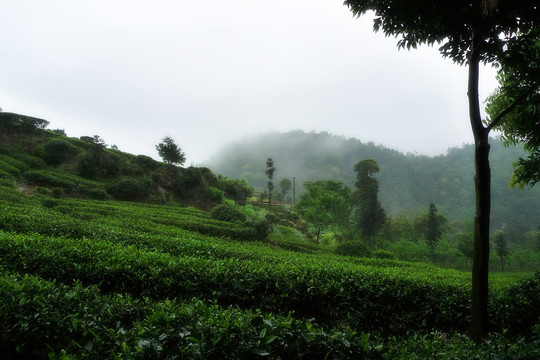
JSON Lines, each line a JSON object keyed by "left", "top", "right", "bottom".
{"left": 204, "top": 130, "right": 540, "bottom": 234}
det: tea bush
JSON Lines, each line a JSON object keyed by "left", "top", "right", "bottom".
{"left": 107, "top": 177, "right": 152, "bottom": 200}
{"left": 335, "top": 240, "right": 373, "bottom": 258}
{"left": 211, "top": 203, "right": 246, "bottom": 223}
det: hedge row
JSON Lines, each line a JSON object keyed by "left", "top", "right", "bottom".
{"left": 1, "top": 231, "right": 527, "bottom": 336}
{"left": 1, "top": 270, "right": 538, "bottom": 360}
{"left": 1, "top": 204, "right": 260, "bottom": 245}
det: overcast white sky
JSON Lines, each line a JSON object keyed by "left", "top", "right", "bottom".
{"left": 0, "top": 0, "right": 498, "bottom": 164}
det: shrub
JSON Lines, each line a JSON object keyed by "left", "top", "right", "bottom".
{"left": 247, "top": 218, "right": 271, "bottom": 241}
{"left": 134, "top": 154, "right": 160, "bottom": 171}
{"left": 77, "top": 151, "right": 99, "bottom": 178}
{"left": 42, "top": 139, "right": 79, "bottom": 165}
{"left": 87, "top": 188, "right": 108, "bottom": 200}
{"left": 205, "top": 186, "right": 224, "bottom": 202}
{"left": 107, "top": 177, "right": 151, "bottom": 200}
{"left": 373, "top": 249, "right": 395, "bottom": 260}
{"left": 52, "top": 187, "right": 63, "bottom": 198}
{"left": 335, "top": 240, "right": 372, "bottom": 258}
{"left": 211, "top": 204, "right": 246, "bottom": 223}
{"left": 217, "top": 176, "right": 254, "bottom": 203}
{"left": 35, "top": 186, "right": 50, "bottom": 195}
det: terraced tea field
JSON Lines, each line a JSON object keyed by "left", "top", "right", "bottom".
{"left": 0, "top": 183, "right": 538, "bottom": 359}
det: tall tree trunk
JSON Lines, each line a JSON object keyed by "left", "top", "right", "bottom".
{"left": 468, "top": 30, "right": 491, "bottom": 343}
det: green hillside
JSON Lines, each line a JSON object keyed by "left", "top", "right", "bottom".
{"left": 204, "top": 130, "right": 540, "bottom": 234}
{"left": 1, "top": 170, "right": 539, "bottom": 358}
{"left": 0, "top": 112, "right": 252, "bottom": 209}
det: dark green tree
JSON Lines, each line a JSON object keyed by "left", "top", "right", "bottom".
{"left": 343, "top": 0, "right": 540, "bottom": 341}
{"left": 353, "top": 159, "right": 386, "bottom": 245}
{"left": 295, "top": 180, "right": 352, "bottom": 245}
{"left": 265, "top": 158, "right": 275, "bottom": 211}
{"left": 156, "top": 136, "right": 186, "bottom": 166}
{"left": 457, "top": 232, "right": 475, "bottom": 269}
{"left": 279, "top": 178, "right": 292, "bottom": 202}
{"left": 493, "top": 230, "right": 509, "bottom": 272}
{"left": 424, "top": 203, "right": 447, "bottom": 261}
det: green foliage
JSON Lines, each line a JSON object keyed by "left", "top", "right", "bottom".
{"left": 353, "top": 159, "right": 386, "bottom": 242}
{"left": 0, "top": 112, "right": 49, "bottom": 133}
{"left": 373, "top": 249, "right": 395, "bottom": 260}
{"left": 485, "top": 27, "right": 540, "bottom": 187}
{"left": 390, "top": 240, "right": 430, "bottom": 262}
{"left": 296, "top": 180, "right": 352, "bottom": 242}
{"left": 211, "top": 204, "right": 246, "bottom": 223}
{"left": 279, "top": 178, "right": 292, "bottom": 201}
{"left": 134, "top": 154, "right": 160, "bottom": 171}
{"left": 335, "top": 240, "right": 372, "bottom": 258}
{"left": 205, "top": 186, "right": 224, "bottom": 201}
{"left": 493, "top": 230, "right": 510, "bottom": 271}
{"left": 0, "top": 144, "right": 46, "bottom": 169}
{"left": 23, "top": 169, "right": 106, "bottom": 195}
{"left": 107, "top": 177, "right": 152, "bottom": 200}
{"left": 217, "top": 175, "right": 253, "bottom": 203}
{"left": 493, "top": 272, "right": 540, "bottom": 336}
{"left": 156, "top": 136, "right": 186, "bottom": 166}
{"left": 265, "top": 158, "right": 275, "bottom": 209}
{"left": 42, "top": 138, "right": 80, "bottom": 165}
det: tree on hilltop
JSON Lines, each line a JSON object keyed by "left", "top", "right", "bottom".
{"left": 156, "top": 136, "right": 186, "bottom": 166}
{"left": 344, "top": 0, "right": 540, "bottom": 341}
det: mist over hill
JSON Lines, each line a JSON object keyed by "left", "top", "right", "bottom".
{"left": 204, "top": 130, "right": 540, "bottom": 234}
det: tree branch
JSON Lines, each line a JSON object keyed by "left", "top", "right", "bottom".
{"left": 486, "top": 85, "right": 538, "bottom": 133}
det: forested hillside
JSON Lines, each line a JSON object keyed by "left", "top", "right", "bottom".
{"left": 205, "top": 130, "right": 540, "bottom": 234}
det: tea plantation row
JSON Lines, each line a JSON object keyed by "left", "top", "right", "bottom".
{"left": 0, "top": 183, "right": 539, "bottom": 358}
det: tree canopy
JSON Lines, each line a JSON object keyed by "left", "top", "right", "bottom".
{"left": 156, "top": 136, "right": 186, "bottom": 166}
{"left": 295, "top": 180, "right": 352, "bottom": 244}
{"left": 485, "top": 27, "right": 540, "bottom": 187}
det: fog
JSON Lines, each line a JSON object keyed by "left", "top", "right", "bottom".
{"left": 0, "top": 1, "right": 498, "bottom": 164}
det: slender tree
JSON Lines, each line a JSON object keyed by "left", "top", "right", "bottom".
{"left": 425, "top": 203, "right": 447, "bottom": 262}
{"left": 265, "top": 158, "right": 275, "bottom": 211}
{"left": 457, "top": 232, "right": 475, "bottom": 269}
{"left": 343, "top": 0, "right": 540, "bottom": 341}
{"left": 353, "top": 159, "right": 386, "bottom": 245}
{"left": 493, "top": 230, "right": 509, "bottom": 272}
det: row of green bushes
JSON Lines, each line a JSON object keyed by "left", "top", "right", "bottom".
{"left": 6, "top": 269, "right": 537, "bottom": 360}
{"left": 1, "top": 230, "right": 537, "bottom": 337}
{"left": 1, "top": 198, "right": 266, "bottom": 242}
{"left": 1, "top": 269, "right": 539, "bottom": 360}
